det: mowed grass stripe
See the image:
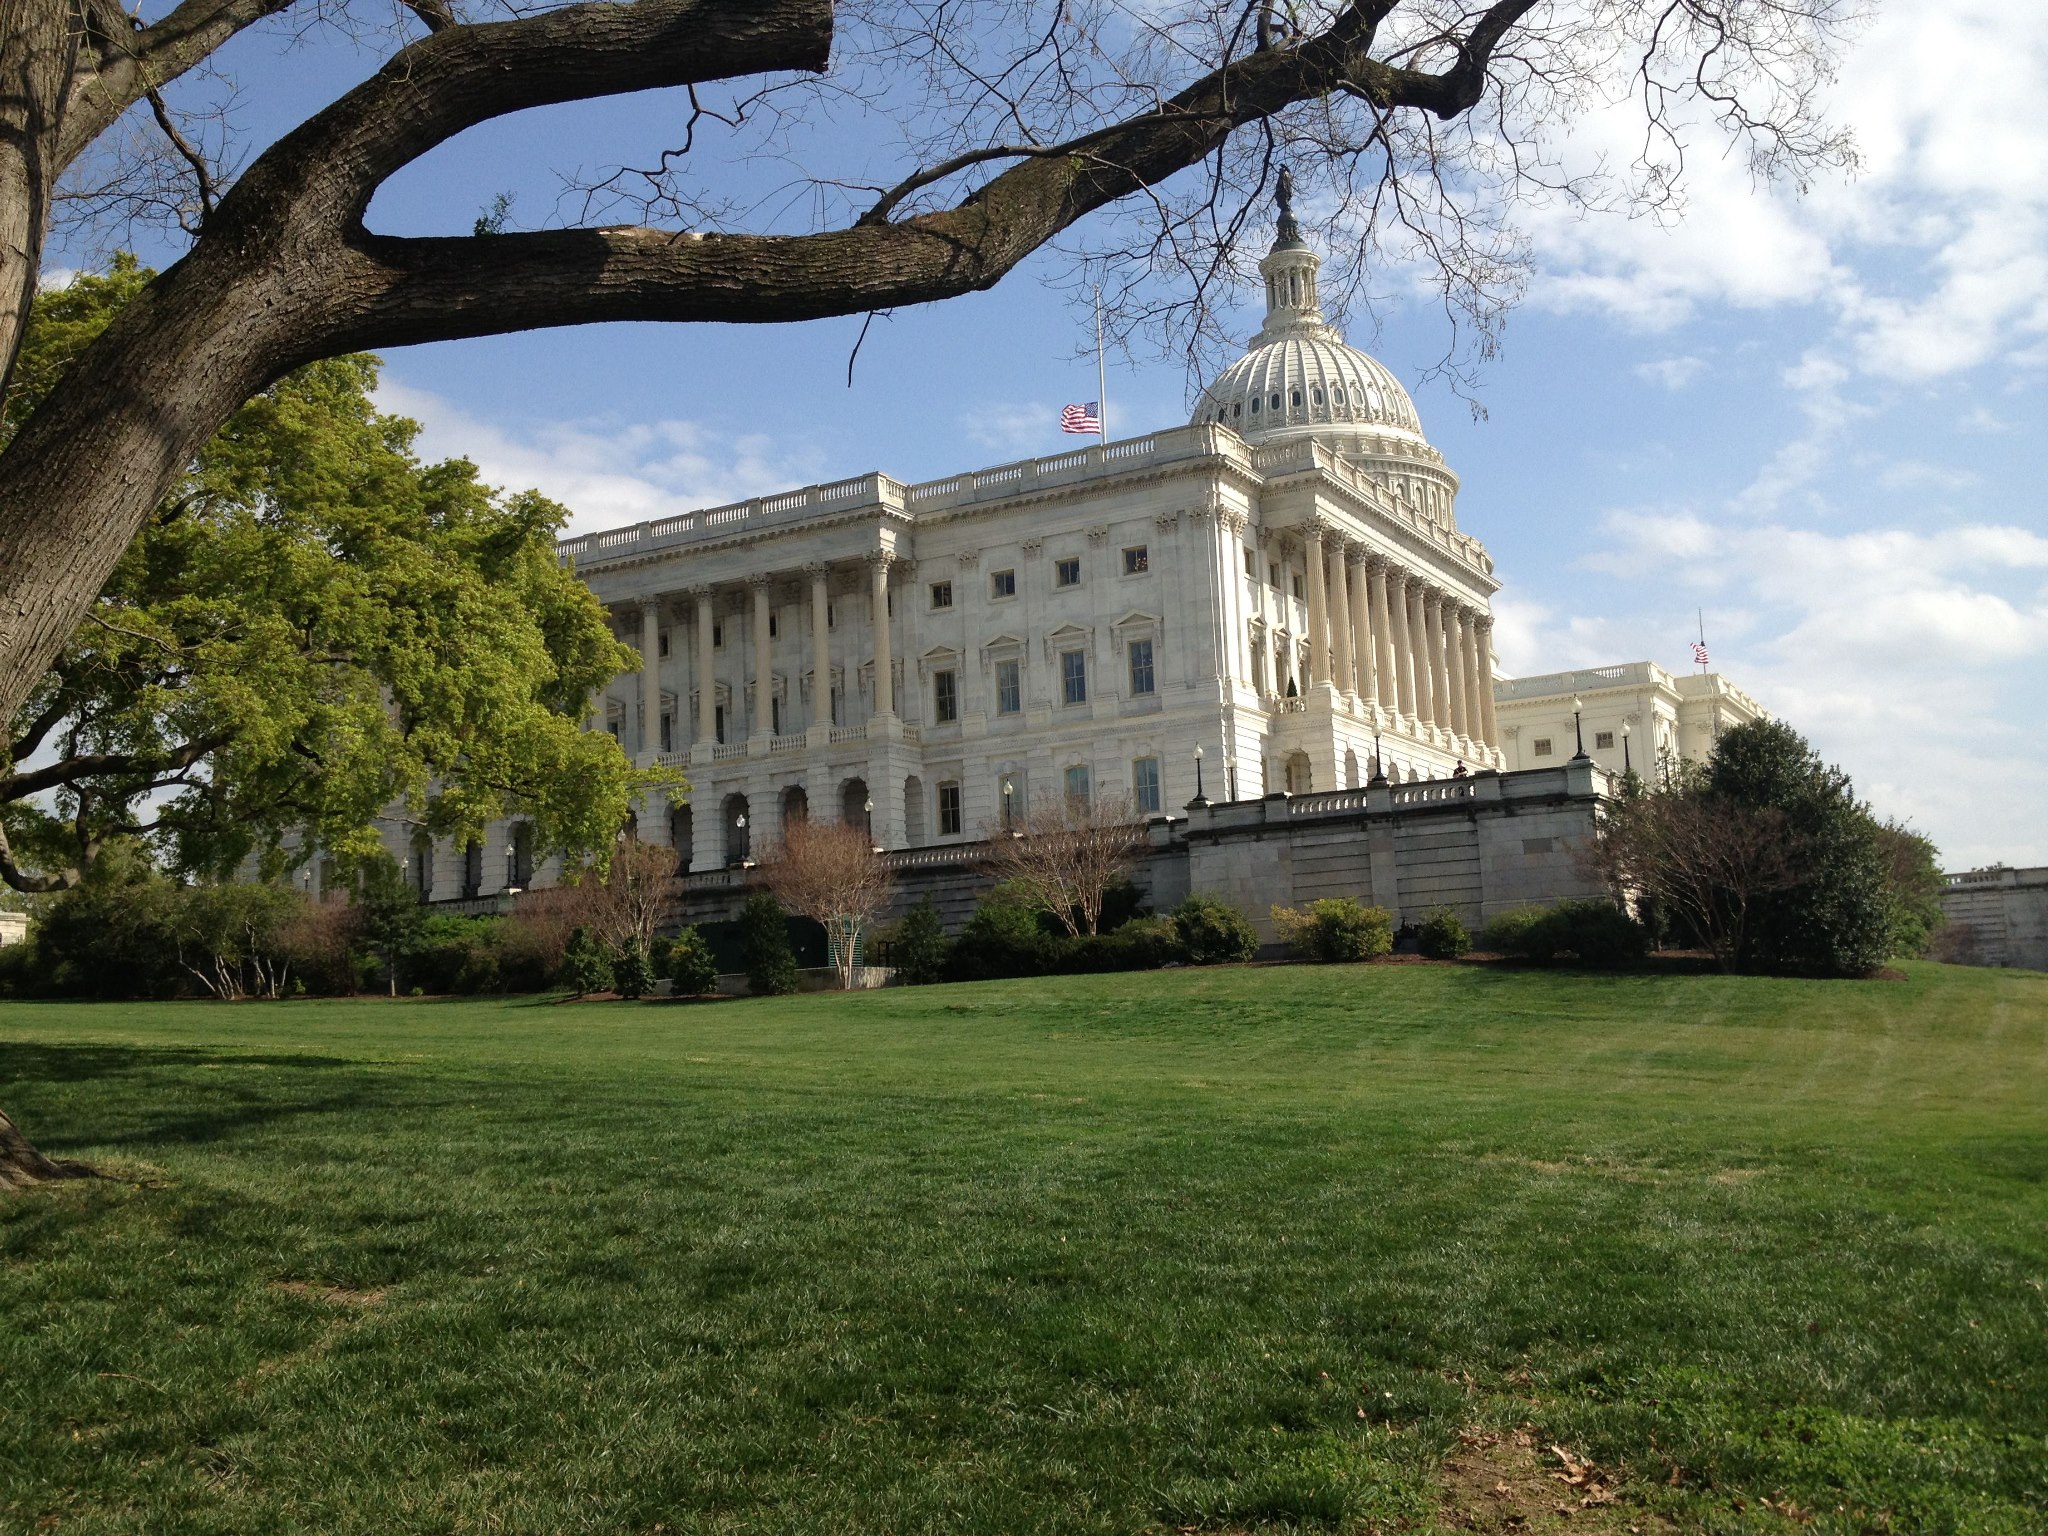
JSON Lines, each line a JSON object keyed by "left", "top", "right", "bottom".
{"left": 2, "top": 961, "right": 2044, "bottom": 1534}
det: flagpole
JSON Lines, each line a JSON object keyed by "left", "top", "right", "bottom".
{"left": 1697, "top": 608, "right": 1707, "bottom": 673}
{"left": 1094, "top": 286, "right": 1108, "bottom": 446}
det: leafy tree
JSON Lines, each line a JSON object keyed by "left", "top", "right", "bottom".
{"left": 0, "top": 263, "right": 648, "bottom": 895}
{"left": 561, "top": 926, "right": 615, "bottom": 997}
{"left": 657, "top": 926, "right": 722, "bottom": 995}
{"left": 612, "top": 939, "right": 654, "bottom": 1000}
{"left": 738, "top": 890, "right": 800, "bottom": 997}
{"left": 1873, "top": 820, "right": 1947, "bottom": 959}
{"left": 350, "top": 854, "right": 427, "bottom": 997}
{"left": 1705, "top": 720, "right": 1895, "bottom": 977}
{"left": 890, "top": 897, "right": 952, "bottom": 986}
{"left": 1173, "top": 893, "right": 1259, "bottom": 965}
{"left": 169, "top": 881, "right": 303, "bottom": 999}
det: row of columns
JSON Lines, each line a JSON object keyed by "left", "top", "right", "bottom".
{"left": 631, "top": 552, "right": 898, "bottom": 758}
{"left": 1297, "top": 522, "right": 1499, "bottom": 750}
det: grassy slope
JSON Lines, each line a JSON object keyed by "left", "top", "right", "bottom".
{"left": 1, "top": 962, "right": 2044, "bottom": 1535}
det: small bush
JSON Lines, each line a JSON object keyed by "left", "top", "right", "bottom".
{"left": 656, "top": 926, "right": 721, "bottom": 994}
{"left": 1174, "top": 894, "right": 1259, "bottom": 965}
{"left": 561, "top": 925, "right": 614, "bottom": 995}
{"left": 612, "top": 939, "right": 653, "bottom": 1000}
{"left": 1484, "top": 899, "right": 1648, "bottom": 968}
{"left": 405, "top": 915, "right": 504, "bottom": 993}
{"left": 1417, "top": 907, "right": 1471, "bottom": 960}
{"left": 1481, "top": 906, "right": 1556, "bottom": 963}
{"left": 891, "top": 898, "right": 952, "bottom": 986}
{"left": 1272, "top": 898, "right": 1392, "bottom": 963}
{"left": 948, "top": 898, "right": 1064, "bottom": 982}
{"left": 1063, "top": 915, "right": 1182, "bottom": 972}
{"left": 738, "top": 890, "right": 800, "bottom": 996}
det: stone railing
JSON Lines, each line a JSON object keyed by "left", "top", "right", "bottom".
{"left": 1390, "top": 780, "right": 1478, "bottom": 806}
{"left": 1494, "top": 661, "right": 1666, "bottom": 700}
{"left": 829, "top": 723, "right": 868, "bottom": 744}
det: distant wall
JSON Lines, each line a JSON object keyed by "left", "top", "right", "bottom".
{"left": 666, "top": 763, "right": 1612, "bottom": 939}
{"left": 1941, "top": 868, "right": 2048, "bottom": 971}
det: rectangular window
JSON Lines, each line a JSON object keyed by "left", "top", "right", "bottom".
{"left": 658, "top": 631, "right": 670, "bottom": 658}
{"left": 1243, "top": 547, "right": 1257, "bottom": 577}
{"left": 990, "top": 569, "right": 1016, "bottom": 599}
{"left": 1122, "top": 545, "right": 1149, "bottom": 575}
{"left": 1269, "top": 563, "right": 1280, "bottom": 588}
{"left": 1064, "top": 764, "right": 1091, "bottom": 804}
{"left": 930, "top": 580, "right": 953, "bottom": 609}
{"left": 715, "top": 704, "right": 726, "bottom": 744}
{"left": 938, "top": 783, "right": 962, "bottom": 837}
{"left": 995, "top": 658, "right": 1021, "bottom": 715}
{"left": 1291, "top": 574, "right": 1305, "bottom": 600}
{"left": 1060, "top": 649, "right": 1087, "bottom": 705}
{"left": 769, "top": 612, "right": 779, "bottom": 638}
{"left": 607, "top": 720, "right": 620, "bottom": 740}
{"left": 712, "top": 622, "right": 724, "bottom": 648}
{"left": 827, "top": 603, "right": 835, "bottom": 628}
{"left": 1533, "top": 736, "right": 1552, "bottom": 757}
{"left": 771, "top": 697, "right": 781, "bottom": 734}
{"left": 660, "top": 714, "right": 672, "bottom": 753}
{"left": 1127, "top": 637, "right": 1155, "bottom": 696}
{"left": 1595, "top": 730, "right": 1615, "bottom": 750}
{"left": 933, "top": 668, "right": 958, "bottom": 724}
{"left": 1056, "top": 557, "right": 1081, "bottom": 588}
{"left": 1132, "top": 756, "right": 1161, "bottom": 814}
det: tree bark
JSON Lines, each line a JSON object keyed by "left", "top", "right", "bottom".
{"left": 0, "top": 1106, "right": 94, "bottom": 1190}
{"left": 0, "top": 0, "right": 77, "bottom": 400}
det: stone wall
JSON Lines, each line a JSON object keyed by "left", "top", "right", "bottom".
{"left": 1941, "top": 868, "right": 2048, "bottom": 971}
{"left": 665, "top": 762, "right": 1612, "bottom": 940}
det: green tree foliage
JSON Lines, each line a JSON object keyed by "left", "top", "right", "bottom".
{"left": 350, "top": 854, "right": 426, "bottom": 993}
{"left": 890, "top": 897, "right": 952, "bottom": 986}
{"left": 0, "top": 259, "right": 649, "bottom": 892}
{"left": 1417, "top": 907, "right": 1472, "bottom": 961}
{"left": 561, "top": 926, "right": 615, "bottom": 997}
{"left": 1873, "top": 820, "right": 1947, "bottom": 959}
{"left": 738, "top": 891, "right": 800, "bottom": 997}
{"left": 1484, "top": 900, "right": 1648, "bottom": 968}
{"left": 1271, "top": 899, "right": 1392, "bottom": 963}
{"left": 1173, "top": 893, "right": 1259, "bottom": 965}
{"left": 1705, "top": 720, "right": 1896, "bottom": 977}
{"left": 612, "top": 939, "right": 653, "bottom": 1001}
{"left": 656, "top": 927, "right": 722, "bottom": 995}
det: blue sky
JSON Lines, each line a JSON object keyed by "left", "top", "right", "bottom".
{"left": 53, "top": 1, "right": 2047, "bottom": 869}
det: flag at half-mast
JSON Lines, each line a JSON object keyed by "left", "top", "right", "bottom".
{"left": 1691, "top": 641, "right": 1710, "bottom": 667}
{"left": 1061, "top": 402, "right": 1101, "bottom": 435}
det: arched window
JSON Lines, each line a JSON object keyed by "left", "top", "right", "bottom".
{"left": 1311, "top": 387, "right": 1324, "bottom": 406}
{"left": 1270, "top": 393, "right": 1282, "bottom": 411}
{"left": 1291, "top": 389, "right": 1302, "bottom": 408}
{"left": 1332, "top": 387, "right": 1346, "bottom": 406}
{"left": 1250, "top": 397, "right": 1261, "bottom": 415}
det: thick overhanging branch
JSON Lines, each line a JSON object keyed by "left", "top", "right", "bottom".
{"left": 0, "top": 728, "right": 227, "bottom": 800}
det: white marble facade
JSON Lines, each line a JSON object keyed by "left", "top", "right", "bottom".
{"left": 1492, "top": 663, "right": 1768, "bottom": 781}
{"left": 398, "top": 218, "right": 1510, "bottom": 896}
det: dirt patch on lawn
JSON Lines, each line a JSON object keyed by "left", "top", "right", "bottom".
{"left": 271, "top": 1279, "right": 388, "bottom": 1308}
{"left": 1437, "top": 1428, "right": 1668, "bottom": 1534}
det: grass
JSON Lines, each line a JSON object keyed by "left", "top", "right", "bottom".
{"left": 1, "top": 961, "right": 2045, "bottom": 1535}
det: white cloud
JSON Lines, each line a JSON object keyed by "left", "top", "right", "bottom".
{"left": 1538, "top": 507, "right": 2048, "bottom": 866}
{"left": 374, "top": 379, "right": 820, "bottom": 536}
{"left": 960, "top": 399, "right": 1060, "bottom": 458}
{"left": 1632, "top": 355, "right": 1706, "bottom": 390}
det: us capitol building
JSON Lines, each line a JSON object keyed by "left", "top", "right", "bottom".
{"left": 564, "top": 209, "right": 1508, "bottom": 877}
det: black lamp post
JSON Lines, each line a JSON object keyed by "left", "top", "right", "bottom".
{"left": 1621, "top": 720, "right": 1633, "bottom": 775}
{"left": 1570, "top": 694, "right": 1589, "bottom": 762}
{"left": 1369, "top": 726, "right": 1387, "bottom": 786}
{"left": 1191, "top": 744, "right": 1207, "bottom": 806}
{"left": 504, "top": 841, "right": 518, "bottom": 892}
{"left": 1002, "top": 777, "right": 1014, "bottom": 832}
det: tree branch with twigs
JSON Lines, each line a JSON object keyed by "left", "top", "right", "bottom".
{"left": 758, "top": 817, "right": 893, "bottom": 989}
{"left": 980, "top": 789, "right": 1146, "bottom": 938}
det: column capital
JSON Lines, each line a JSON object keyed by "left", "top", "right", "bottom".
{"left": 801, "top": 560, "right": 830, "bottom": 582}
{"left": 745, "top": 572, "right": 775, "bottom": 593}
{"left": 686, "top": 583, "right": 714, "bottom": 603}
{"left": 1020, "top": 537, "right": 1044, "bottom": 556}
{"left": 865, "top": 548, "right": 893, "bottom": 571}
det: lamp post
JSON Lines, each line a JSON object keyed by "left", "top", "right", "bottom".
{"left": 735, "top": 811, "right": 748, "bottom": 865}
{"left": 1621, "top": 719, "right": 1633, "bottom": 776}
{"left": 504, "top": 841, "right": 517, "bottom": 893}
{"left": 1001, "top": 777, "right": 1014, "bottom": 832}
{"left": 864, "top": 795, "right": 879, "bottom": 852}
{"left": 1191, "top": 744, "right": 1207, "bottom": 807}
{"left": 1370, "top": 725, "right": 1387, "bottom": 786}
{"left": 1570, "top": 694, "right": 1589, "bottom": 762}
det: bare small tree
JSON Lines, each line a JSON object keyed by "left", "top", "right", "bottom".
{"left": 982, "top": 790, "right": 1146, "bottom": 937}
{"left": 1587, "top": 784, "right": 1802, "bottom": 971}
{"left": 759, "top": 818, "right": 894, "bottom": 988}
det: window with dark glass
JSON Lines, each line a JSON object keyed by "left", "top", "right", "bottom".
{"left": 995, "top": 659, "right": 1021, "bottom": 715}
{"left": 1595, "top": 731, "right": 1615, "bottom": 749}
{"left": 1063, "top": 764, "right": 1091, "bottom": 803}
{"left": 1132, "top": 757, "right": 1162, "bottom": 814}
{"left": 1128, "top": 638, "right": 1155, "bottom": 696}
{"left": 930, "top": 581, "right": 953, "bottom": 609}
{"left": 1055, "top": 557, "right": 1081, "bottom": 587}
{"left": 1122, "top": 545, "right": 1148, "bottom": 575}
{"left": 938, "top": 783, "right": 962, "bottom": 837}
{"left": 1060, "top": 649, "right": 1087, "bottom": 705}
{"left": 1533, "top": 737, "right": 1553, "bottom": 757}
{"left": 934, "top": 668, "right": 958, "bottom": 724}
{"left": 991, "top": 569, "right": 1016, "bottom": 599}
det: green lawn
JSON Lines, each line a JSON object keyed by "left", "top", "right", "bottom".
{"left": 2, "top": 962, "right": 2044, "bottom": 1535}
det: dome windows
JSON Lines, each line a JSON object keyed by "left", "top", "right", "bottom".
{"left": 1249, "top": 397, "right": 1261, "bottom": 415}
{"left": 1291, "top": 389, "right": 1303, "bottom": 408}
{"left": 1332, "top": 386, "right": 1346, "bottom": 406}
{"left": 1311, "top": 386, "right": 1325, "bottom": 407}
{"left": 1269, "top": 392, "right": 1282, "bottom": 411}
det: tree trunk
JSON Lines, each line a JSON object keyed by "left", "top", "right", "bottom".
{"left": 0, "top": 1106, "right": 94, "bottom": 1190}
{"left": 0, "top": 0, "right": 76, "bottom": 400}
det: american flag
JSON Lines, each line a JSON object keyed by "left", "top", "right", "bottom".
{"left": 1691, "top": 641, "right": 1710, "bottom": 667}
{"left": 1060, "top": 401, "right": 1101, "bottom": 435}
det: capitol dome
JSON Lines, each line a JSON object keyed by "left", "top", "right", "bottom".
{"left": 1192, "top": 196, "right": 1427, "bottom": 448}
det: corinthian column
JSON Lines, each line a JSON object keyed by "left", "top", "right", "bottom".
{"left": 638, "top": 599, "right": 662, "bottom": 761}
{"left": 1346, "top": 547, "right": 1373, "bottom": 704}
{"left": 691, "top": 587, "right": 715, "bottom": 744}
{"left": 749, "top": 574, "right": 774, "bottom": 739}
{"left": 1421, "top": 587, "right": 1451, "bottom": 729}
{"left": 1368, "top": 557, "right": 1398, "bottom": 714}
{"left": 1444, "top": 603, "right": 1470, "bottom": 744}
{"left": 1388, "top": 569, "right": 1418, "bottom": 720}
{"left": 1455, "top": 608, "right": 1483, "bottom": 745}
{"left": 1475, "top": 614, "right": 1500, "bottom": 749}
{"left": 1303, "top": 523, "right": 1328, "bottom": 688}
{"left": 807, "top": 563, "right": 832, "bottom": 729}
{"left": 1406, "top": 577, "right": 1433, "bottom": 724}
{"left": 1328, "top": 539, "right": 1356, "bottom": 695}
{"left": 868, "top": 552, "right": 895, "bottom": 717}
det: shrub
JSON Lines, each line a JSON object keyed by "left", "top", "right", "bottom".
{"left": 1417, "top": 907, "right": 1471, "bottom": 960}
{"left": 1271, "top": 898, "right": 1392, "bottom": 963}
{"left": 656, "top": 926, "right": 721, "bottom": 994}
{"left": 404, "top": 915, "right": 504, "bottom": 994}
{"left": 1064, "top": 915, "right": 1183, "bottom": 972}
{"left": 738, "top": 890, "right": 800, "bottom": 996}
{"left": 1548, "top": 899, "right": 1649, "bottom": 967}
{"left": 612, "top": 939, "right": 653, "bottom": 1000}
{"left": 561, "top": 925, "right": 614, "bottom": 996}
{"left": 1482, "top": 906, "right": 1556, "bottom": 963}
{"left": 890, "top": 898, "right": 952, "bottom": 986}
{"left": 1174, "top": 893, "right": 1259, "bottom": 965}
{"left": 947, "top": 897, "right": 1064, "bottom": 982}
